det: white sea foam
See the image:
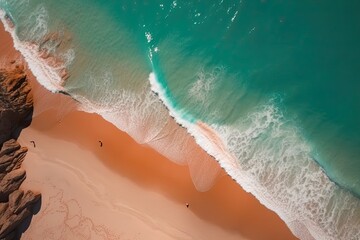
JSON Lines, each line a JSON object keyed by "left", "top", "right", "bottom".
{"left": 1, "top": 0, "right": 218, "bottom": 231}
{"left": 1, "top": 5, "right": 223, "bottom": 191}
{"left": 23, "top": 5, "right": 48, "bottom": 41}
{"left": 73, "top": 70, "right": 223, "bottom": 191}
{"left": 149, "top": 72, "right": 360, "bottom": 240}
{"left": 188, "top": 68, "right": 216, "bottom": 103}
{"left": 2, "top": 5, "right": 360, "bottom": 239}
{"left": 145, "top": 31, "right": 152, "bottom": 43}
{"left": 0, "top": 8, "right": 71, "bottom": 92}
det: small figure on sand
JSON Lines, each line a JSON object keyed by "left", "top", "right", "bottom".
{"left": 99, "top": 140, "right": 103, "bottom": 147}
{"left": 186, "top": 203, "right": 189, "bottom": 208}
{"left": 30, "top": 141, "right": 36, "bottom": 148}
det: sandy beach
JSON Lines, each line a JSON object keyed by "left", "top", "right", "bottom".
{"left": 1, "top": 22, "right": 297, "bottom": 240}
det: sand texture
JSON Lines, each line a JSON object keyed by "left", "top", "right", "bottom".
{"left": 1, "top": 22, "right": 297, "bottom": 240}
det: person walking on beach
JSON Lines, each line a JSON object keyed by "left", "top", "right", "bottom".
{"left": 99, "top": 140, "right": 103, "bottom": 147}
{"left": 30, "top": 141, "right": 36, "bottom": 148}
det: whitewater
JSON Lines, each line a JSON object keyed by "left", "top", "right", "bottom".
{"left": 1, "top": 2, "right": 360, "bottom": 240}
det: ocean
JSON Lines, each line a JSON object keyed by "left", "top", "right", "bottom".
{"left": 1, "top": 0, "right": 359, "bottom": 239}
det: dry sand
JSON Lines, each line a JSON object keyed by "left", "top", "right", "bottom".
{"left": 1, "top": 22, "right": 297, "bottom": 240}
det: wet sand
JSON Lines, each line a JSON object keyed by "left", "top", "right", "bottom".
{"left": 1, "top": 22, "right": 297, "bottom": 240}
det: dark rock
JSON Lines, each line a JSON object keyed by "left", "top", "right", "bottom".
{"left": 0, "top": 141, "right": 27, "bottom": 176}
{"left": 1, "top": 230, "right": 15, "bottom": 240}
{"left": 0, "top": 140, "right": 21, "bottom": 158}
{"left": 0, "top": 169, "right": 26, "bottom": 202}
{"left": 8, "top": 190, "right": 24, "bottom": 211}
{"left": 0, "top": 68, "right": 33, "bottom": 144}
{"left": 13, "top": 190, "right": 41, "bottom": 215}
{"left": 0, "top": 208, "right": 31, "bottom": 238}
{"left": 0, "top": 202, "right": 8, "bottom": 214}
{"left": 0, "top": 66, "right": 40, "bottom": 239}
{"left": 0, "top": 190, "right": 40, "bottom": 238}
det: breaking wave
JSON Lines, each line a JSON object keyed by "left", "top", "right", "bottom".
{"left": 1, "top": 1, "right": 360, "bottom": 239}
{"left": 149, "top": 71, "right": 360, "bottom": 240}
{"left": 0, "top": 6, "right": 224, "bottom": 193}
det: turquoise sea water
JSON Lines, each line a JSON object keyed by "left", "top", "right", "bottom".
{"left": 1, "top": 0, "right": 360, "bottom": 239}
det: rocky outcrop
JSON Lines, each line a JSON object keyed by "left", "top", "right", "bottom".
{"left": 0, "top": 189, "right": 40, "bottom": 239}
{"left": 0, "top": 66, "right": 33, "bottom": 143}
{"left": 0, "top": 65, "right": 40, "bottom": 239}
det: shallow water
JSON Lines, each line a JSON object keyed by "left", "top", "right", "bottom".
{"left": 1, "top": 1, "right": 360, "bottom": 239}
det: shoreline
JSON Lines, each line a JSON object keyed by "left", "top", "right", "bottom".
{"left": 1, "top": 21, "right": 297, "bottom": 239}
{"left": 0, "top": 56, "right": 41, "bottom": 239}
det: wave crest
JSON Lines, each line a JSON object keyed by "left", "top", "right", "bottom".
{"left": 0, "top": 6, "right": 73, "bottom": 92}
{"left": 149, "top": 71, "right": 360, "bottom": 240}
